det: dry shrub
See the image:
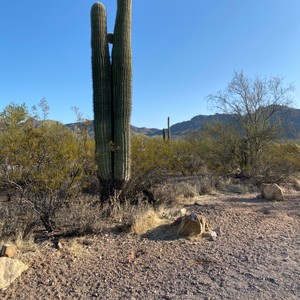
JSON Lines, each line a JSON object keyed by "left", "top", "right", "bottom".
{"left": 151, "top": 182, "right": 184, "bottom": 204}
{"left": 289, "top": 176, "right": 300, "bottom": 191}
{"left": 102, "top": 198, "right": 153, "bottom": 230}
{"left": 0, "top": 198, "right": 38, "bottom": 241}
{"left": 159, "top": 174, "right": 225, "bottom": 201}
{"left": 67, "top": 237, "right": 89, "bottom": 256}
{"left": 13, "top": 232, "right": 36, "bottom": 253}
{"left": 121, "top": 168, "right": 166, "bottom": 204}
{"left": 54, "top": 195, "right": 104, "bottom": 236}
{"left": 131, "top": 207, "right": 168, "bottom": 235}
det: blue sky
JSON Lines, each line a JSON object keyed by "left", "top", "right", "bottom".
{"left": 1, "top": 0, "right": 300, "bottom": 129}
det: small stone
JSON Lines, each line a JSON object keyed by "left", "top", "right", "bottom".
{"left": 180, "top": 208, "right": 187, "bottom": 216}
{"left": 215, "top": 227, "right": 221, "bottom": 236}
{"left": 202, "top": 231, "right": 218, "bottom": 241}
{"left": 0, "top": 244, "right": 17, "bottom": 258}
{"left": 53, "top": 240, "right": 63, "bottom": 250}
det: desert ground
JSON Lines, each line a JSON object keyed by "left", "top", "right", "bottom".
{"left": 1, "top": 191, "right": 300, "bottom": 300}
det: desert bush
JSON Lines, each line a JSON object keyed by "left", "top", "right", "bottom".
{"left": 170, "top": 174, "right": 225, "bottom": 197}
{"left": 131, "top": 135, "right": 206, "bottom": 176}
{"left": 0, "top": 101, "right": 96, "bottom": 233}
{"left": 188, "top": 125, "right": 242, "bottom": 176}
{"left": 54, "top": 195, "right": 104, "bottom": 236}
{"left": 260, "top": 141, "right": 300, "bottom": 181}
{"left": 0, "top": 198, "right": 38, "bottom": 240}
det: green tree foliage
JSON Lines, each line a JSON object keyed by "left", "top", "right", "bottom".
{"left": 0, "top": 101, "right": 95, "bottom": 232}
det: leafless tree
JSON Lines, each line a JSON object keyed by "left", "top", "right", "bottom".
{"left": 207, "top": 71, "right": 294, "bottom": 176}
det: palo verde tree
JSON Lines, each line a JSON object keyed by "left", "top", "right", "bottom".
{"left": 207, "top": 71, "right": 294, "bottom": 177}
{"left": 91, "top": 0, "right": 132, "bottom": 201}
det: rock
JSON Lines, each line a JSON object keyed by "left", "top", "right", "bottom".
{"left": 53, "top": 240, "right": 63, "bottom": 250}
{"left": 180, "top": 208, "right": 188, "bottom": 216}
{"left": 215, "top": 227, "right": 221, "bottom": 236}
{"left": 261, "top": 183, "right": 284, "bottom": 201}
{"left": 0, "top": 257, "right": 28, "bottom": 289}
{"left": 0, "top": 244, "right": 17, "bottom": 258}
{"left": 173, "top": 213, "right": 207, "bottom": 237}
{"left": 202, "top": 231, "right": 218, "bottom": 241}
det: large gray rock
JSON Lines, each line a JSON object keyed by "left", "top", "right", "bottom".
{"left": 261, "top": 183, "right": 284, "bottom": 201}
{"left": 0, "top": 257, "right": 28, "bottom": 289}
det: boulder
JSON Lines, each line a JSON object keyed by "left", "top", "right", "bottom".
{"left": 261, "top": 183, "right": 284, "bottom": 201}
{"left": 0, "top": 257, "right": 28, "bottom": 289}
{"left": 173, "top": 213, "right": 207, "bottom": 237}
{"left": 1, "top": 244, "right": 17, "bottom": 258}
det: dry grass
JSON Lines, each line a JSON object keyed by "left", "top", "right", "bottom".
{"left": 131, "top": 207, "right": 168, "bottom": 234}
{"left": 54, "top": 195, "right": 105, "bottom": 235}
{"left": 0, "top": 232, "right": 36, "bottom": 254}
{"left": 67, "top": 237, "right": 89, "bottom": 256}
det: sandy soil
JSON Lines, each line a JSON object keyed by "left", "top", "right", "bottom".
{"left": 1, "top": 192, "right": 300, "bottom": 300}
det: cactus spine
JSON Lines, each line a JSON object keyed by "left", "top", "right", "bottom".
{"left": 91, "top": 1, "right": 132, "bottom": 197}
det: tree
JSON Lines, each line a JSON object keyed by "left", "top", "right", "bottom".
{"left": 207, "top": 71, "right": 294, "bottom": 176}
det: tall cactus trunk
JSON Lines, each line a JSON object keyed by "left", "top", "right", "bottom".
{"left": 91, "top": 3, "right": 112, "bottom": 185}
{"left": 167, "top": 116, "right": 171, "bottom": 140}
{"left": 162, "top": 128, "right": 166, "bottom": 140}
{"left": 91, "top": 1, "right": 132, "bottom": 201}
{"left": 112, "top": 0, "right": 132, "bottom": 189}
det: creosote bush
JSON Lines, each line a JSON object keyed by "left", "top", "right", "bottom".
{"left": 0, "top": 101, "right": 96, "bottom": 234}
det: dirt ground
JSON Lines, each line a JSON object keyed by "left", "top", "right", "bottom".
{"left": 1, "top": 192, "right": 300, "bottom": 300}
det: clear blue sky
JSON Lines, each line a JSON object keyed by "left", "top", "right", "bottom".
{"left": 1, "top": 0, "right": 300, "bottom": 129}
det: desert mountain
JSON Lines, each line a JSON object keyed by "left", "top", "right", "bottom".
{"left": 65, "top": 106, "right": 300, "bottom": 140}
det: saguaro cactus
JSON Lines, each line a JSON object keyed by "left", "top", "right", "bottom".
{"left": 167, "top": 116, "right": 171, "bottom": 140}
{"left": 91, "top": 0, "right": 132, "bottom": 198}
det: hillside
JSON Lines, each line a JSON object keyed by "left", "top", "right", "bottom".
{"left": 65, "top": 106, "right": 300, "bottom": 139}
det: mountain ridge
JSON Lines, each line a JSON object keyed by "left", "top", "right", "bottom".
{"left": 65, "top": 106, "right": 300, "bottom": 140}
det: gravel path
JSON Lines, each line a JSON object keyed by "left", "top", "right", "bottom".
{"left": 2, "top": 192, "right": 300, "bottom": 300}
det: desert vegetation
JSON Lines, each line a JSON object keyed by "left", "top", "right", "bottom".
{"left": 1, "top": 91, "right": 300, "bottom": 243}
{"left": 1, "top": 1, "right": 299, "bottom": 298}
{"left": 1, "top": 98, "right": 300, "bottom": 299}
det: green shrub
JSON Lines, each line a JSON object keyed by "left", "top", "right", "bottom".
{"left": 0, "top": 101, "right": 96, "bottom": 233}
